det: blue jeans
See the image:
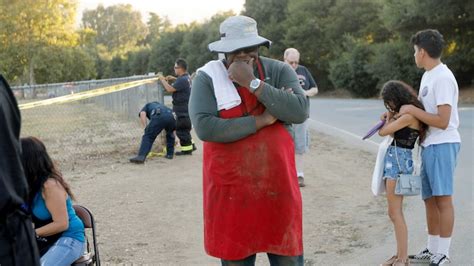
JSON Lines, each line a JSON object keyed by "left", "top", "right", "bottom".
{"left": 138, "top": 111, "right": 176, "bottom": 157}
{"left": 40, "top": 236, "right": 85, "bottom": 266}
{"left": 221, "top": 253, "right": 304, "bottom": 266}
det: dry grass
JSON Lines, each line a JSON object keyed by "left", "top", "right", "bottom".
{"left": 20, "top": 101, "right": 162, "bottom": 171}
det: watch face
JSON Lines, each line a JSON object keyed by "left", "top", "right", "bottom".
{"left": 250, "top": 79, "right": 260, "bottom": 89}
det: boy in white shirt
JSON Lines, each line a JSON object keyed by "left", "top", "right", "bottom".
{"left": 400, "top": 29, "right": 461, "bottom": 265}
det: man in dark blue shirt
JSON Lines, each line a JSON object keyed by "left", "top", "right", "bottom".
{"left": 159, "top": 58, "right": 195, "bottom": 156}
{"left": 130, "top": 102, "right": 176, "bottom": 163}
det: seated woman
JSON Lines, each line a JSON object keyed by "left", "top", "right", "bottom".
{"left": 21, "top": 137, "right": 85, "bottom": 265}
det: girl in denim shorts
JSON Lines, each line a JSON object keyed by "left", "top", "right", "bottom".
{"left": 378, "top": 81, "right": 427, "bottom": 266}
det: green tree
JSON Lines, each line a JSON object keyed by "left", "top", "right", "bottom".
{"left": 34, "top": 46, "right": 96, "bottom": 84}
{"left": 0, "top": 0, "right": 78, "bottom": 85}
{"left": 368, "top": 40, "right": 423, "bottom": 90}
{"left": 323, "top": 0, "right": 390, "bottom": 44}
{"left": 82, "top": 4, "right": 147, "bottom": 55}
{"left": 329, "top": 36, "right": 379, "bottom": 97}
{"left": 127, "top": 47, "right": 151, "bottom": 76}
{"left": 284, "top": 0, "right": 389, "bottom": 91}
{"left": 144, "top": 13, "right": 172, "bottom": 45}
{"left": 106, "top": 56, "right": 126, "bottom": 78}
{"left": 383, "top": 0, "right": 474, "bottom": 86}
{"left": 180, "top": 12, "right": 233, "bottom": 72}
{"left": 148, "top": 27, "right": 187, "bottom": 75}
{"left": 77, "top": 28, "right": 98, "bottom": 50}
{"left": 242, "top": 0, "right": 288, "bottom": 58}
{"left": 283, "top": 0, "right": 337, "bottom": 90}
{"left": 179, "top": 23, "right": 210, "bottom": 72}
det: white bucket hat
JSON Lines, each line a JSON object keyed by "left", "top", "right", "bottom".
{"left": 208, "top": 16, "right": 271, "bottom": 53}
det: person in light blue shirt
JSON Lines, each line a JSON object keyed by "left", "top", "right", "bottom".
{"left": 21, "top": 137, "right": 85, "bottom": 266}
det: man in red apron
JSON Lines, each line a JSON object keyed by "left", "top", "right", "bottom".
{"left": 189, "top": 16, "right": 309, "bottom": 265}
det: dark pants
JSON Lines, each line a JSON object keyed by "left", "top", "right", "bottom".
{"left": 0, "top": 210, "right": 40, "bottom": 266}
{"left": 176, "top": 115, "right": 193, "bottom": 151}
{"left": 221, "top": 253, "right": 304, "bottom": 266}
{"left": 138, "top": 111, "right": 176, "bottom": 157}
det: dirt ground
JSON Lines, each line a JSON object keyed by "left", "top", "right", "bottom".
{"left": 16, "top": 81, "right": 472, "bottom": 265}
{"left": 21, "top": 101, "right": 395, "bottom": 265}
{"left": 65, "top": 131, "right": 393, "bottom": 265}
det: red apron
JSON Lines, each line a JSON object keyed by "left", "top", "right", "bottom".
{"left": 202, "top": 60, "right": 303, "bottom": 260}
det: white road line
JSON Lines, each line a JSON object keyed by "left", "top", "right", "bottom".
{"left": 307, "top": 118, "right": 379, "bottom": 147}
{"left": 336, "top": 106, "right": 382, "bottom": 111}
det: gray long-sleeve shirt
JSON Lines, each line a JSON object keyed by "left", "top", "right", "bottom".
{"left": 189, "top": 56, "right": 309, "bottom": 143}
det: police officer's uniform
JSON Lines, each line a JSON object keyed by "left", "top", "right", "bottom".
{"left": 171, "top": 73, "right": 194, "bottom": 155}
{"left": 130, "top": 102, "right": 176, "bottom": 163}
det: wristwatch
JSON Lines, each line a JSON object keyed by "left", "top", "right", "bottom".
{"left": 249, "top": 78, "right": 262, "bottom": 93}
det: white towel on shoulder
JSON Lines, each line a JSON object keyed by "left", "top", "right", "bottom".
{"left": 197, "top": 60, "right": 241, "bottom": 111}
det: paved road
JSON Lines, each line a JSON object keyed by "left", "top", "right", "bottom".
{"left": 308, "top": 98, "right": 473, "bottom": 265}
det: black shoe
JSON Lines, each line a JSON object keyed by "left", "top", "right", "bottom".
{"left": 165, "top": 154, "right": 173, "bottom": 159}
{"left": 298, "top": 176, "right": 305, "bottom": 187}
{"left": 129, "top": 155, "right": 146, "bottom": 164}
{"left": 192, "top": 143, "right": 197, "bottom": 151}
{"left": 175, "top": 151, "right": 192, "bottom": 156}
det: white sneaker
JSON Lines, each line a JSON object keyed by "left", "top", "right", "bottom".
{"left": 429, "top": 253, "right": 450, "bottom": 265}
{"left": 409, "top": 248, "right": 433, "bottom": 261}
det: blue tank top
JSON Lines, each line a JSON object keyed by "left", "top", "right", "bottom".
{"left": 32, "top": 192, "right": 85, "bottom": 242}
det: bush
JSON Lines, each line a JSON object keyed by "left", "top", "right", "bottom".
{"left": 34, "top": 46, "right": 96, "bottom": 84}
{"left": 368, "top": 40, "right": 423, "bottom": 90}
{"left": 443, "top": 39, "right": 474, "bottom": 86}
{"left": 329, "top": 37, "right": 379, "bottom": 97}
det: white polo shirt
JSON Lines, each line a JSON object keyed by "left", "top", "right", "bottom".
{"left": 419, "top": 63, "right": 461, "bottom": 147}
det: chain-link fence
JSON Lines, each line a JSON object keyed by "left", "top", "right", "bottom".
{"left": 13, "top": 77, "right": 168, "bottom": 171}
{"left": 13, "top": 75, "right": 156, "bottom": 100}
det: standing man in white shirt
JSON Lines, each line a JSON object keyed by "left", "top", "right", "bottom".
{"left": 400, "top": 29, "right": 461, "bottom": 266}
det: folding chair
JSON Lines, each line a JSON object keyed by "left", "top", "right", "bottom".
{"left": 72, "top": 205, "right": 101, "bottom": 266}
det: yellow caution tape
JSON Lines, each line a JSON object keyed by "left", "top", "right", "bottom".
{"left": 147, "top": 152, "right": 161, "bottom": 158}
{"left": 19, "top": 77, "right": 159, "bottom": 110}
{"left": 147, "top": 147, "right": 167, "bottom": 158}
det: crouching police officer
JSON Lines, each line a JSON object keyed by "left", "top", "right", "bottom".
{"left": 130, "top": 102, "right": 176, "bottom": 163}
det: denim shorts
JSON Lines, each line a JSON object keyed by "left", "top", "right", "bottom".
{"left": 383, "top": 146, "right": 414, "bottom": 180}
{"left": 421, "top": 142, "right": 460, "bottom": 200}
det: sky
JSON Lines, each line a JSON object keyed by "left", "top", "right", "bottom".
{"left": 77, "top": 0, "right": 245, "bottom": 26}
